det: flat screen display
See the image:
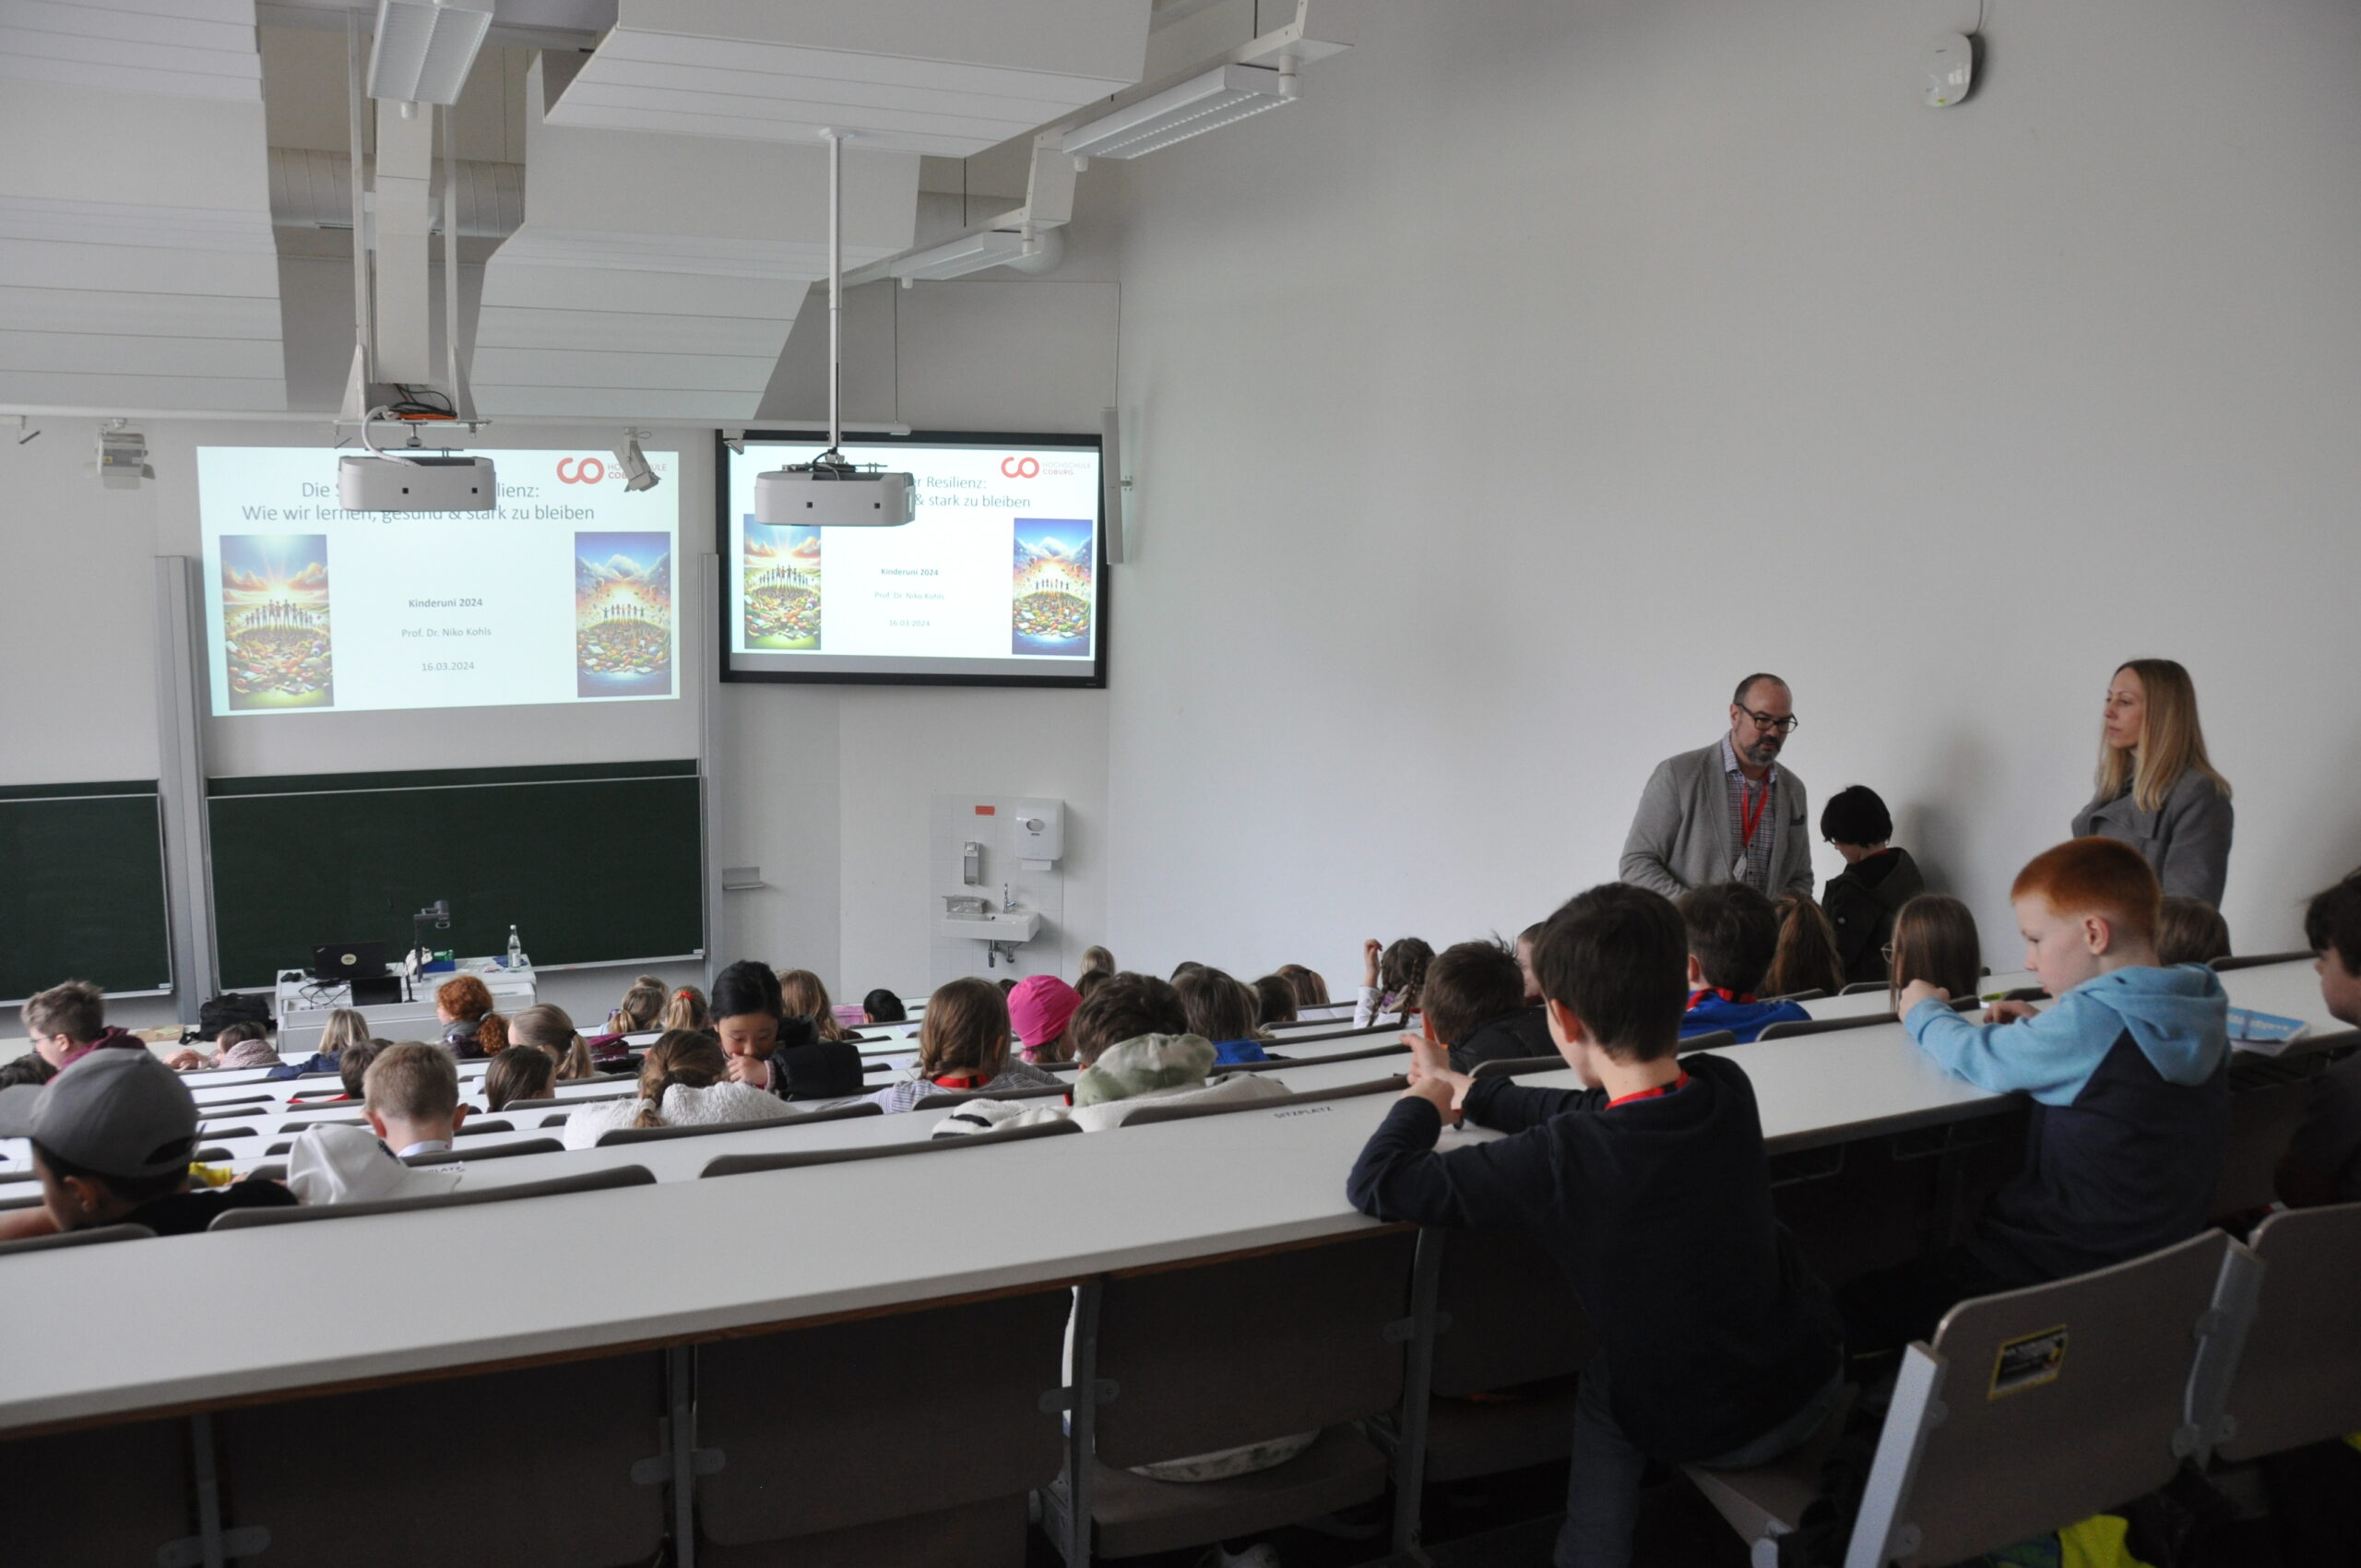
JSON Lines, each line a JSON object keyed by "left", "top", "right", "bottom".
{"left": 719, "top": 431, "right": 1105, "bottom": 686}
{"left": 197, "top": 445, "right": 679, "bottom": 717}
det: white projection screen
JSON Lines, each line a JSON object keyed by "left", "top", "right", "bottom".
{"left": 196, "top": 445, "right": 679, "bottom": 719}
{"left": 719, "top": 431, "right": 1106, "bottom": 687}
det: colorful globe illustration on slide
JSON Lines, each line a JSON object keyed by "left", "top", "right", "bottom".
{"left": 1013, "top": 590, "right": 1090, "bottom": 644}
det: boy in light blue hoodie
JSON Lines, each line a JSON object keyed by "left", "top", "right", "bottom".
{"left": 1842, "top": 837, "right": 2229, "bottom": 1354}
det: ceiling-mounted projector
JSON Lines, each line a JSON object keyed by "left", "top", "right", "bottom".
{"left": 338, "top": 453, "right": 497, "bottom": 512}
{"left": 754, "top": 459, "right": 915, "bottom": 527}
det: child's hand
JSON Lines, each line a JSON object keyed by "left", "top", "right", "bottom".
{"left": 162, "top": 1048, "right": 207, "bottom": 1071}
{"left": 1403, "top": 1073, "right": 1459, "bottom": 1123}
{"left": 1983, "top": 998, "right": 2040, "bottom": 1025}
{"left": 1362, "top": 938, "right": 1382, "bottom": 986}
{"left": 1405, "top": 1033, "right": 1452, "bottom": 1083}
{"left": 1896, "top": 980, "right": 1948, "bottom": 1015}
{"left": 723, "top": 1053, "right": 771, "bottom": 1089}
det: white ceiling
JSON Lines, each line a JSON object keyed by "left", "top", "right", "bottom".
{"left": 470, "top": 53, "right": 918, "bottom": 420}
{"left": 0, "top": 0, "right": 266, "bottom": 100}
{"left": 543, "top": 0, "right": 1152, "bottom": 158}
{"left": 0, "top": 2, "right": 284, "bottom": 411}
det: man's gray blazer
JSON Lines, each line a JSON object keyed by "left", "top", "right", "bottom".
{"left": 1619, "top": 742, "right": 1813, "bottom": 899}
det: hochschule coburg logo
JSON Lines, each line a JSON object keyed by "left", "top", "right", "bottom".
{"left": 556, "top": 457, "right": 608, "bottom": 484}
{"left": 1000, "top": 456, "right": 1039, "bottom": 479}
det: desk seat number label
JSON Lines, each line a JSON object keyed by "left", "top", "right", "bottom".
{"left": 1989, "top": 1324, "right": 2068, "bottom": 1398}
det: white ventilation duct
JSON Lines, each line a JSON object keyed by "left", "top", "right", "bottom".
{"left": 542, "top": 0, "right": 1150, "bottom": 158}
{"left": 267, "top": 148, "right": 526, "bottom": 239}
{"left": 469, "top": 53, "right": 916, "bottom": 420}
{"left": 0, "top": 0, "right": 284, "bottom": 411}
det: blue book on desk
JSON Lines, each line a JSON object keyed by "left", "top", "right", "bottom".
{"left": 2225, "top": 1006, "right": 2309, "bottom": 1054}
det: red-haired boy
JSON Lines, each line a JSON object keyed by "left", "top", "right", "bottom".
{"left": 1844, "top": 836, "right": 2229, "bottom": 1353}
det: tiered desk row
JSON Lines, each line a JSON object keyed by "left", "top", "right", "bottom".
{"left": 0, "top": 960, "right": 2345, "bottom": 1568}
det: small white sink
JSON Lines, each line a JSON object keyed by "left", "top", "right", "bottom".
{"left": 938, "top": 908, "right": 1040, "bottom": 944}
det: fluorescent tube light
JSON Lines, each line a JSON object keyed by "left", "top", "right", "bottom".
{"left": 368, "top": 0, "right": 492, "bottom": 107}
{"left": 1062, "top": 65, "right": 1297, "bottom": 160}
{"left": 887, "top": 230, "right": 1033, "bottom": 283}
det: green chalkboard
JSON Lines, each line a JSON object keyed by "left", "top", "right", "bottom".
{"left": 0, "top": 781, "right": 174, "bottom": 1003}
{"left": 208, "top": 760, "right": 703, "bottom": 990}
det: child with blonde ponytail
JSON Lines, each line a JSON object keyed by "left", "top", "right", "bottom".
{"left": 560, "top": 1030, "right": 789, "bottom": 1148}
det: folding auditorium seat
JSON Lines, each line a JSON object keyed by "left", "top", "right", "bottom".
{"left": 1043, "top": 1228, "right": 1418, "bottom": 1565}
{"left": 693, "top": 1288, "right": 1075, "bottom": 1567}
{"left": 1687, "top": 1229, "right": 2250, "bottom": 1566}
{"left": 213, "top": 1354, "right": 670, "bottom": 1568}
{"left": 2216, "top": 1200, "right": 2361, "bottom": 1465}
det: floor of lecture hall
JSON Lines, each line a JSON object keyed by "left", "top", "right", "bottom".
{"left": 1016, "top": 1456, "right": 2287, "bottom": 1566}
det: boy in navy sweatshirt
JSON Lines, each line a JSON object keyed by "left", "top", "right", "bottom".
{"left": 1842, "top": 837, "right": 2230, "bottom": 1355}
{"left": 1677, "top": 882, "right": 1810, "bottom": 1042}
{"left": 1348, "top": 884, "right": 1843, "bottom": 1568}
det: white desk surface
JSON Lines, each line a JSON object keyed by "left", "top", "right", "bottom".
{"left": 0, "top": 1093, "right": 1428, "bottom": 1434}
{"left": 0, "top": 960, "right": 2339, "bottom": 1435}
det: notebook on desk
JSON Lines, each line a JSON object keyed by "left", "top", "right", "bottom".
{"left": 2225, "top": 1006, "right": 2310, "bottom": 1055}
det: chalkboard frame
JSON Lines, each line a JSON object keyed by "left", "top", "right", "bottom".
{"left": 0, "top": 780, "right": 174, "bottom": 1004}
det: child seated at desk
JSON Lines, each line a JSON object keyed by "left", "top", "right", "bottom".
{"left": 712, "top": 960, "right": 865, "bottom": 1100}
{"left": 364, "top": 1041, "right": 471, "bottom": 1158}
{"left": 868, "top": 979, "right": 1061, "bottom": 1114}
{"left": 1886, "top": 894, "right": 1982, "bottom": 1009}
{"left": 1677, "top": 883, "right": 1810, "bottom": 1042}
{"left": 562, "top": 1030, "right": 788, "bottom": 1149}
{"left": 1008, "top": 974, "right": 1082, "bottom": 1065}
{"left": 660, "top": 986, "right": 711, "bottom": 1033}
{"left": 1347, "top": 883, "right": 1844, "bottom": 1568}
{"left": 435, "top": 976, "right": 508, "bottom": 1060}
{"left": 933, "top": 974, "right": 1287, "bottom": 1137}
{"left": 1762, "top": 893, "right": 1845, "bottom": 1000}
{"left": 2277, "top": 873, "right": 2361, "bottom": 1206}
{"left": 2155, "top": 894, "right": 2232, "bottom": 967}
{"left": 1175, "top": 967, "right": 1272, "bottom": 1063}
{"left": 0, "top": 979, "right": 146, "bottom": 1091}
{"left": 483, "top": 1045, "right": 556, "bottom": 1113}
{"left": 1842, "top": 837, "right": 2229, "bottom": 1356}
{"left": 1354, "top": 936, "right": 1432, "bottom": 1028}
{"left": 505, "top": 1004, "right": 598, "bottom": 1081}
{"left": 0, "top": 1050, "right": 296, "bottom": 1238}
{"left": 334, "top": 1036, "right": 386, "bottom": 1102}
{"left": 1423, "top": 939, "right": 1551, "bottom": 1072}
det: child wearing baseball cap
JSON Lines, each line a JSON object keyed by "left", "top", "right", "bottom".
{"left": 0, "top": 1050, "right": 296, "bottom": 1239}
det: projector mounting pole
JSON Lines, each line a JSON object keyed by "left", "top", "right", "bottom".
{"left": 823, "top": 126, "right": 846, "bottom": 467}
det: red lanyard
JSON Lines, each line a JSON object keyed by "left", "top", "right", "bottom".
{"left": 1608, "top": 1071, "right": 1691, "bottom": 1109}
{"left": 1688, "top": 987, "right": 1758, "bottom": 1009}
{"left": 1738, "top": 775, "right": 1771, "bottom": 850}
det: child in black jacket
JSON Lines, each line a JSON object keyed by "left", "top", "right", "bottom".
{"left": 1348, "top": 884, "right": 1843, "bottom": 1568}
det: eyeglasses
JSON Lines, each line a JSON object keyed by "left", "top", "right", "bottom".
{"left": 1880, "top": 944, "right": 1895, "bottom": 961}
{"left": 1739, "top": 708, "right": 1801, "bottom": 735}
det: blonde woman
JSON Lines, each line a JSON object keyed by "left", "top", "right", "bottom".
{"left": 2073, "top": 659, "right": 2234, "bottom": 906}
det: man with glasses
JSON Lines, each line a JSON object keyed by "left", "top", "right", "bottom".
{"left": 1620, "top": 674, "right": 1814, "bottom": 899}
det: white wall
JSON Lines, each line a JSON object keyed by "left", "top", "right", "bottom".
{"left": 1094, "top": 0, "right": 2361, "bottom": 978}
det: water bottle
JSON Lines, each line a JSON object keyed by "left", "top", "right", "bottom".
{"left": 506, "top": 924, "right": 524, "bottom": 970}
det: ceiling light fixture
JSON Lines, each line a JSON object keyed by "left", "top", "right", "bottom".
{"left": 1062, "top": 63, "right": 1299, "bottom": 160}
{"left": 884, "top": 229, "right": 1035, "bottom": 286}
{"left": 368, "top": 0, "right": 493, "bottom": 109}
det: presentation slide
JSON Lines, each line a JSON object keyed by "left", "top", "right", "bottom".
{"left": 197, "top": 446, "right": 678, "bottom": 718}
{"left": 721, "top": 434, "right": 1104, "bottom": 685}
